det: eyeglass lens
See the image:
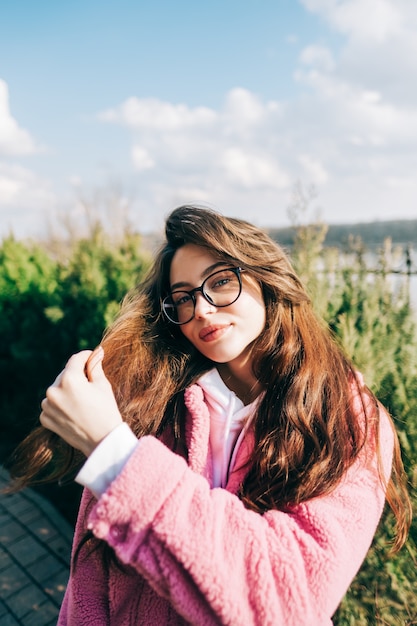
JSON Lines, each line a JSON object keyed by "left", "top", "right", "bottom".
{"left": 163, "top": 268, "right": 241, "bottom": 324}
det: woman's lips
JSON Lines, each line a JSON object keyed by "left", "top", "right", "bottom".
{"left": 199, "top": 324, "right": 230, "bottom": 342}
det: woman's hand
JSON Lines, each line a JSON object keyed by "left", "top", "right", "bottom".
{"left": 40, "top": 346, "right": 123, "bottom": 457}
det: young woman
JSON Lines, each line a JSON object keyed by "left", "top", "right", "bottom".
{"left": 11, "top": 205, "right": 410, "bottom": 625}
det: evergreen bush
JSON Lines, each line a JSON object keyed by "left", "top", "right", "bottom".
{"left": 291, "top": 226, "right": 417, "bottom": 625}
{"left": 0, "top": 227, "right": 150, "bottom": 451}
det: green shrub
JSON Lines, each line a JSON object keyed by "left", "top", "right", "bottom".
{"left": 291, "top": 226, "right": 417, "bottom": 625}
{"left": 0, "top": 237, "right": 61, "bottom": 441}
{"left": 0, "top": 228, "right": 150, "bottom": 450}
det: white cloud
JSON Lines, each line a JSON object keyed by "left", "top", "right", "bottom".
{"left": 298, "top": 155, "right": 329, "bottom": 184}
{"left": 274, "top": 0, "right": 417, "bottom": 224}
{"left": 0, "top": 174, "right": 20, "bottom": 202}
{"left": 223, "top": 88, "right": 267, "bottom": 128}
{"left": 0, "top": 162, "right": 56, "bottom": 237}
{"left": 0, "top": 80, "right": 56, "bottom": 238}
{"left": 131, "top": 146, "right": 155, "bottom": 171}
{"left": 99, "top": 96, "right": 216, "bottom": 131}
{"left": 96, "top": 52, "right": 417, "bottom": 229}
{"left": 300, "top": 45, "right": 335, "bottom": 71}
{"left": 97, "top": 87, "right": 292, "bottom": 228}
{"left": 221, "top": 148, "right": 290, "bottom": 189}
{"left": 0, "top": 163, "right": 54, "bottom": 207}
{"left": 294, "top": 69, "right": 417, "bottom": 148}
{"left": 300, "top": 1, "right": 417, "bottom": 107}
{"left": 301, "top": 0, "right": 404, "bottom": 42}
{"left": 0, "top": 79, "right": 38, "bottom": 156}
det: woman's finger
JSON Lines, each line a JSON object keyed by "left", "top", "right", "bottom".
{"left": 52, "top": 371, "right": 64, "bottom": 386}
{"left": 65, "top": 350, "right": 93, "bottom": 375}
{"left": 85, "top": 345, "right": 104, "bottom": 382}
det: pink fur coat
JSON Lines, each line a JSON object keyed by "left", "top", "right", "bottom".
{"left": 58, "top": 381, "right": 393, "bottom": 625}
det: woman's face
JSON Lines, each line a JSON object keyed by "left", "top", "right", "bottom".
{"left": 169, "top": 244, "right": 266, "bottom": 368}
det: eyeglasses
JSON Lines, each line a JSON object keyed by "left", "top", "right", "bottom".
{"left": 162, "top": 267, "right": 244, "bottom": 325}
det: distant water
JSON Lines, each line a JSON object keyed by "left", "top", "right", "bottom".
{"left": 393, "top": 274, "right": 417, "bottom": 311}
{"left": 347, "top": 246, "right": 417, "bottom": 314}
{"left": 318, "top": 246, "right": 417, "bottom": 316}
{"left": 370, "top": 248, "right": 417, "bottom": 312}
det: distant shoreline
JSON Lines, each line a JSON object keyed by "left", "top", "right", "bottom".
{"left": 269, "top": 219, "right": 417, "bottom": 249}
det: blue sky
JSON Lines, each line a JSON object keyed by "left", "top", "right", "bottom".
{"left": 1, "top": 0, "right": 416, "bottom": 238}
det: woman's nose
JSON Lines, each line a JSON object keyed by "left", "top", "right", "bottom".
{"left": 194, "top": 292, "right": 216, "bottom": 319}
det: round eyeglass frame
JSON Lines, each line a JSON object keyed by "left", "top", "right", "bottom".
{"left": 162, "top": 266, "right": 244, "bottom": 325}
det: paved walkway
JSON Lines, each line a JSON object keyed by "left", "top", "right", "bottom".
{"left": 0, "top": 466, "right": 73, "bottom": 625}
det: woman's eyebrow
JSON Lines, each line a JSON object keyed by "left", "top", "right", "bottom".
{"left": 170, "top": 261, "right": 230, "bottom": 291}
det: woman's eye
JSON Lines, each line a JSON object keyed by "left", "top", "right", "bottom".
{"left": 209, "top": 273, "right": 232, "bottom": 290}
{"left": 213, "top": 278, "right": 230, "bottom": 288}
{"left": 173, "top": 293, "right": 191, "bottom": 306}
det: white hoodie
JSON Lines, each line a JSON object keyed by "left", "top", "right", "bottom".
{"left": 197, "top": 368, "right": 260, "bottom": 487}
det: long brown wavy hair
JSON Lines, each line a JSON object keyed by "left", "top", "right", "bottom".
{"left": 9, "top": 204, "right": 411, "bottom": 551}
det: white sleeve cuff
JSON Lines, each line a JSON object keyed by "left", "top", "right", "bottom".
{"left": 75, "top": 422, "right": 140, "bottom": 498}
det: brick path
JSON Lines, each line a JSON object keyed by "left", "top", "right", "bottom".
{"left": 0, "top": 466, "right": 73, "bottom": 625}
